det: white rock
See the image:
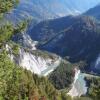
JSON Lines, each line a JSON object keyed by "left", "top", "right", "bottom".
{"left": 6, "top": 44, "right": 61, "bottom": 76}
{"left": 18, "top": 48, "right": 61, "bottom": 76}
{"left": 67, "top": 68, "right": 87, "bottom": 97}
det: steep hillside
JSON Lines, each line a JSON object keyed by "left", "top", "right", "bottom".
{"left": 6, "top": 43, "right": 62, "bottom": 76}
{"left": 0, "top": 50, "right": 72, "bottom": 100}
{"left": 85, "top": 4, "right": 100, "bottom": 20}
{"left": 30, "top": 16, "right": 100, "bottom": 72}
{"left": 29, "top": 15, "right": 76, "bottom": 42}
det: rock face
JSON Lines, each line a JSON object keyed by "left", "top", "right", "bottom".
{"left": 95, "top": 55, "right": 100, "bottom": 70}
{"left": 6, "top": 43, "right": 61, "bottom": 76}
{"left": 67, "top": 68, "right": 87, "bottom": 97}
{"left": 90, "top": 54, "right": 100, "bottom": 74}
{"left": 12, "top": 33, "right": 38, "bottom": 50}
{"left": 17, "top": 48, "right": 61, "bottom": 76}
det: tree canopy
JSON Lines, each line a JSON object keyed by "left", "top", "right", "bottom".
{"left": 0, "top": 0, "right": 19, "bottom": 14}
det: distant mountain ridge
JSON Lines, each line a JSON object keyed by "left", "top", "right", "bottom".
{"left": 85, "top": 4, "right": 100, "bottom": 20}
{"left": 5, "top": 0, "right": 100, "bottom": 23}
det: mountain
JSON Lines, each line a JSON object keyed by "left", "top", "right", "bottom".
{"left": 28, "top": 15, "right": 76, "bottom": 41}
{"left": 1, "top": 1, "right": 100, "bottom": 100}
{"left": 30, "top": 15, "right": 100, "bottom": 70}
{"left": 5, "top": 0, "right": 100, "bottom": 23}
{"left": 85, "top": 4, "right": 100, "bottom": 20}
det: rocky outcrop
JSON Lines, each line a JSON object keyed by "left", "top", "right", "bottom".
{"left": 6, "top": 44, "right": 61, "bottom": 76}
{"left": 67, "top": 68, "right": 87, "bottom": 97}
